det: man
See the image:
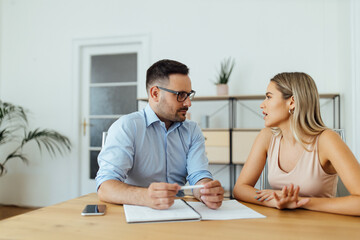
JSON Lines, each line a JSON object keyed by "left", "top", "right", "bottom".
{"left": 96, "top": 59, "right": 224, "bottom": 210}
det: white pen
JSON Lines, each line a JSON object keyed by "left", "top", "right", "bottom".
{"left": 180, "top": 185, "right": 205, "bottom": 190}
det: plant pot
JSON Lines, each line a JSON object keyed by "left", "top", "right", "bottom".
{"left": 216, "top": 84, "right": 229, "bottom": 96}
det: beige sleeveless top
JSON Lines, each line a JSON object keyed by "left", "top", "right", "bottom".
{"left": 267, "top": 134, "right": 338, "bottom": 198}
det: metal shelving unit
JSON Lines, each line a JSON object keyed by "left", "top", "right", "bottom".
{"left": 191, "top": 94, "right": 340, "bottom": 197}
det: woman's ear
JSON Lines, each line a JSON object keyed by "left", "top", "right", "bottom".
{"left": 149, "top": 86, "right": 160, "bottom": 102}
{"left": 289, "top": 95, "right": 295, "bottom": 111}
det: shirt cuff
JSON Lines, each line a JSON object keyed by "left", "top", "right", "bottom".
{"left": 187, "top": 170, "right": 213, "bottom": 186}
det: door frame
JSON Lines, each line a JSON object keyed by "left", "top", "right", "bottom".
{"left": 72, "top": 35, "right": 150, "bottom": 196}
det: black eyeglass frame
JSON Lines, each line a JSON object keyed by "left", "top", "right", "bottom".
{"left": 156, "top": 86, "right": 196, "bottom": 102}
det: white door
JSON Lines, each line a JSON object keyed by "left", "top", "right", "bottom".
{"left": 78, "top": 39, "right": 146, "bottom": 195}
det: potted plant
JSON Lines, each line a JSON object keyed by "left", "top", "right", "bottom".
{"left": 0, "top": 100, "right": 71, "bottom": 176}
{"left": 214, "top": 57, "right": 235, "bottom": 96}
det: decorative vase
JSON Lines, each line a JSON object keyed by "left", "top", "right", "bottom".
{"left": 216, "top": 84, "right": 229, "bottom": 96}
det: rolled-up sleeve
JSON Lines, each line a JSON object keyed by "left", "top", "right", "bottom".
{"left": 95, "top": 116, "right": 135, "bottom": 190}
{"left": 186, "top": 123, "right": 213, "bottom": 185}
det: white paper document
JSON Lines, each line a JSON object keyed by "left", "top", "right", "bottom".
{"left": 187, "top": 200, "right": 266, "bottom": 220}
{"left": 124, "top": 199, "right": 200, "bottom": 223}
{"left": 123, "top": 199, "right": 265, "bottom": 223}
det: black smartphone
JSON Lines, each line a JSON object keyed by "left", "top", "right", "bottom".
{"left": 81, "top": 204, "right": 106, "bottom": 216}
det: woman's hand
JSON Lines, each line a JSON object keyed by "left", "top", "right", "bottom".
{"left": 255, "top": 189, "right": 282, "bottom": 202}
{"left": 272, "top": 184, "right": 310, "bottom": 209}
{"left": 255, "top": 184, "right": 310, "bottom": 209}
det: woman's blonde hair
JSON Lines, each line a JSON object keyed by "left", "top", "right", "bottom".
{"left": 270, "top": 72, "right": 327, "bottom": 149}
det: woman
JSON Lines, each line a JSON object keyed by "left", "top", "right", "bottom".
{"left": 233, "top": 72, "right": 360, "bottom": 216}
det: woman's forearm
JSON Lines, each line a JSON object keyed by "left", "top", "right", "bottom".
{"left": 233, "top": 184, "right": 275, "bottom": 208}
{"left": 302, "top": 195, "right": 360, "bottom": 216}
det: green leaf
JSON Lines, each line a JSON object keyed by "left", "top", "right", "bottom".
{"left": 215, "top": 57, "right": 235, "bottom": 85}
{"left": 0, "top": 163, "right": 6, "bottom": 176}
{"left": 0, "top": 100, "right": 28, "bottom": 127}
{"left": 22, "top": 128, "right": 72, "bottom": 156}
{"left": 0, "top": 99, "right": 72, "bottom": 177}
{"left": 5, "top": 153, "right": 29, "bottom": 165}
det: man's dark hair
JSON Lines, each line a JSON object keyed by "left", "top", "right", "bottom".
{"left": 146, "top": 59, "right": 189, "bottom": 92}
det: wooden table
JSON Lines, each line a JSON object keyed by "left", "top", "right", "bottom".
{"left": 1, "top": 193, "right": 359, "bottom": 240}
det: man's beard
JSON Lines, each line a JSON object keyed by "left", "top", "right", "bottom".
{"left": 175, "top": 107, "right": 189, "bottom": 122}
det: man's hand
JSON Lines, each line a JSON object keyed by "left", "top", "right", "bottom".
{"left": 198, "top": 180, "right": 224, "bottom": 209}
{"left": 146, "top": 182, "right": 180, "bottom": 210}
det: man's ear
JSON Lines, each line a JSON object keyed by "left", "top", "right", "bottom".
{"left": 149, "top": 86, "right": 160, "bottom": 102}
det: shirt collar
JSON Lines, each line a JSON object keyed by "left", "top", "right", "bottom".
{"left": 144, "top": 104, "right": 160, "bottom": 127}
{"left": 144, "top": 104, "right": 183, "bottom": 130}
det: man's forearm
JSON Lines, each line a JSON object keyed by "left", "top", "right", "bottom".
{"left": 97, "top": 179, "right": 149, "bottom": 206}
{"left": 98, "top": 180, "right": 181, "bottom": 210}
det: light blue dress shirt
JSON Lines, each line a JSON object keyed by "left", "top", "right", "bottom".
{"left": 95, "top": 104, "right": 213, "bottom": 193}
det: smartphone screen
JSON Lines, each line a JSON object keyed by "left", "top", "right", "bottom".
{"left": 81, "top": 204, "right": 106, "bottom": 216}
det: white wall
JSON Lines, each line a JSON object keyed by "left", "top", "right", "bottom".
{"left": 0, "top": 0, "right": 356, "bottom": 207}
{"left": 351, "top": 0, "right": 360, "bottom": 160}
{"left": 0, "top": 0, "right": 2, "bottom": 93}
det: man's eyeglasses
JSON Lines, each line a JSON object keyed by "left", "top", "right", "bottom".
{"left": 157, "top": 86, "right": 196, "bottom": 102}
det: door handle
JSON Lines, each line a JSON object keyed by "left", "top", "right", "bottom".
{"left": 82, "top": 118, "right": 92, "bottom": 136}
